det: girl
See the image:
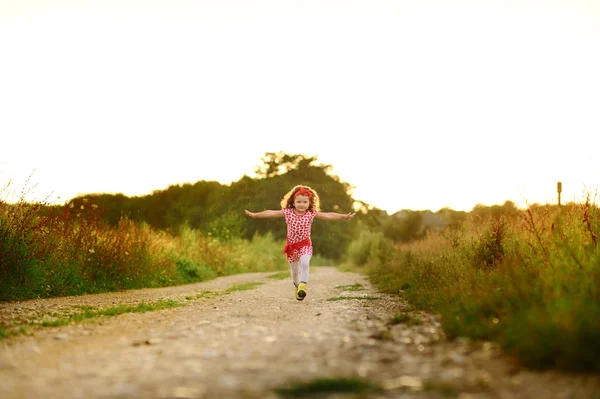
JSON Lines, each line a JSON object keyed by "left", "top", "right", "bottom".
{"left": 244, "top": 185, "right": 355, "bottom": 301}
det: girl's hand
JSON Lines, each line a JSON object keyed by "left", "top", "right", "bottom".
{"left": 244, "top": 209, "right": 255, "bottom": 218}
{"left": 345, "top": 212, "right": 356, "bottom": 220}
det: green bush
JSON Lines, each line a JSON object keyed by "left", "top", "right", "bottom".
{"left": 346, "top": 230, "right": 394, "bottom": 266}
{"left": 174, "top": 258, "right": 218, "bottom": 283}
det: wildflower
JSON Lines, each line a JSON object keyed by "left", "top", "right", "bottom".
{"left": 81, "top": 205, "right": 84, "bottom": 210}
{"left": 69, "top": 202, "right": 74, "bottom": 209}
{"left": 89, "top": 248, "right": 95, "bottom": 254}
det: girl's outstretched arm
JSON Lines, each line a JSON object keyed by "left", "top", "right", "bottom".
{"left": 245, "top": 209, "right": 285, "bottom": 219}
{"left": 315, "top": 212, "right": 356, "bottom": 221}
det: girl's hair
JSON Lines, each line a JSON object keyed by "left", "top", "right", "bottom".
{"left": 280, "top": 185, "right": 320, "bottom": 211}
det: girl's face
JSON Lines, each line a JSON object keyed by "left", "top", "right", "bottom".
{"left": 293, "top": 194, "right": 311, "bottom": 213}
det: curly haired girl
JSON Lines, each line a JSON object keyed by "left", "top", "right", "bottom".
{"left": 245, "top": 185, "right": 355, "bottom": 301}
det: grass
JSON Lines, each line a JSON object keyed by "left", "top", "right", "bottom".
{"left": 268, "top": 272, "right": 290, "bottom": 280}
{"left": 185, "top": 290, "right": 220, "bottom": 300}
{"left": 423, "top": 380, "right": 459, "bottom": 397}
{"left": 335, "top": 283, "right": 364, "bottom": 291}
{"left": 1, "top": 280, "right": 265, "bottom": 340}
{"left": 348, "top": 199, "right": 600, "bottom": 372}
{"left": 0, "top": 299, "right": 185, "bottom": 340}
{"left": 0, "top": 326, "right": 32, "bottom": 340}
{"left": 223, "top": 282, "right": 264, "bottom": 293}
{"left": 389, "top": 311, "right": 424, "bottom": 326}
{"left": 0, "top": 194, "right": 287, "bottom": 302}
{"left": 276, "top": 377, "right": 382, "bottom": 397}
{"left": 326, "top": 296, "right": 380, "bottom": 301}
{"left": 39, "top": 299, "right": 184, "bottom": 327}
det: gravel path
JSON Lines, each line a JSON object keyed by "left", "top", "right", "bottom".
{"left": 0, "top": 267, "right": 598, "bottom": 399}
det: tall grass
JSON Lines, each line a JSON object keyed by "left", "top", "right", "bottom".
{"left": 0, "top": 196, "right": 288, "bottom": 302}
{"left": 170, "top": 226, "right": 288, "bottom": 283}
{"left": 346, "top": 199, "right": 600, "bottom": 372}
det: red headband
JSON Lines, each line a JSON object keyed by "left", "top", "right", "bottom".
{"left": 293, "top": 188, "right": 313, "bottom": 199}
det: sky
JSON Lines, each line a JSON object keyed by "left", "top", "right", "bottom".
{"left": 1, "top": 0, "right": 599, "bottom": 213}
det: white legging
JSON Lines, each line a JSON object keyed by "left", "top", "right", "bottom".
{"left": 289, "top": 254, "right": 310, "bottom": 286}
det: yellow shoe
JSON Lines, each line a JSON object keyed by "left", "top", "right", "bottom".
{"left": 296, "top": 282, "right": 307, "bottom": 301}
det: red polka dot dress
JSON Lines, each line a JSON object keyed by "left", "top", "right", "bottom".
{"left": 283, "top": 208, "right": 317, "bottom": 263}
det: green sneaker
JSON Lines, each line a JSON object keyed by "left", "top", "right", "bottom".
{"left": 296, "top": 282, "right": 307, "bottom": 301}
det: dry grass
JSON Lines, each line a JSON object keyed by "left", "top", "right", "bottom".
{"left": 0, "top": 195, "right": 286, "bottom": 302}
{"left": 353, "top": 199, "right": 600, "bottom": 372}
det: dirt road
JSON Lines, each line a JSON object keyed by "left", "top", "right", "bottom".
{"left": 0, "top": 267, "right": 597, "bottom": 399}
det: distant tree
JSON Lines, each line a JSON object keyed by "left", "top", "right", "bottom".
{"left": 254, "top": 152, "right": 330, "bottom": 179}
{"left": 437, "top": 207, "right": 468, "bottom": 229}
{"left": 383, "top": 211, "right": 425, "bottom": 243}
{"left": 490, "top": 200, "right": 520, "bottom": 220}
{"left": 65, "top": 152, "right": 367, "bottom": 261}
{"left": 353, "top": 201, "right": 387, "bottom": 231}
{"left": 471, "top": 203, "right": 491, "bottom": 224}
{"left": 470, "top": 201, "right": 521, "bottom": 225}
{"left": 73, "top": 193, "right": 132, "bottom": 226}
{"left": 241, "top": 152, "right": 357, "bottom": 260}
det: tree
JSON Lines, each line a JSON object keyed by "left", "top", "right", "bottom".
{"left": 240, "top": 153, "right": 357, "bottom": 260}
{"left": 64, "top": 152, "right": 363, "bottom": 261}
{"left": 254, "top": 152, "right": 333, "bottom": 179}
{"left": 383, "top": 211, "right": 425, "bottom": 243}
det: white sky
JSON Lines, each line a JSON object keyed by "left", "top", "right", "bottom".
{"left": 1, "top": 0, "right": 599, "bottom": 213}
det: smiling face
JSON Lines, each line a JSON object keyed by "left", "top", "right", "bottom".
{"left": 293, "top": 194, "right": 311, "bottom": 214}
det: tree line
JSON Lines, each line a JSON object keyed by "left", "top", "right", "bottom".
{"left": 64, "top": 152, "right": 521, "bottom": 260}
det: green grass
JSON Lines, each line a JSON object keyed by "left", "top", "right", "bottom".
{"left": 334, "top": 283, "right": 364, "bottom": 291}
{"left": 39, "top": 299, "right": 184, "bottom": 327}
{"left": 389, "top": 311, "right": 424, "bottom": 326}
{"left": 0, "top": 326, "right": 32, "bottom": 340}
{"left": 0, "top": 197, "right": 287, "bottom": 303}
{"left": 276, "top": 377, "right": 382, "bottom": 397}
{"left": 1, "top": 282, "right": 264, "bottom": 340}
{"left": 223, "top": 282, "right": 264, "bottom": 293}
{"left": 267, "top": 272, "right": 290, "bottom": 280}
{"left": 326, "top": 296, "right": 380, "bottom": 301}
{"left": 0, "top": 299, "right": 185, "bottom": 340}
{"left": 423, "top": 380, "right": 459, "bottom": 397}
{"left": 185, "top": 290, "right": 220, "bottom": 300}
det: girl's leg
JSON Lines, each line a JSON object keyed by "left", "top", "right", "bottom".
{"left": 298, "top": 254, "right": 311, "bottom": 284}
{"left": 289, "top": 259, "right": 301, "bottom": 287}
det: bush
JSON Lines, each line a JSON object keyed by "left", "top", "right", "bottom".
{"left": 346, "top": 230, "right": 394, "bottom": 267}
{"left": 383, "top": 211, "right": 426, "bottom": 243}
{"left": 470, "top": 218, "right": 507, "bottom": 270}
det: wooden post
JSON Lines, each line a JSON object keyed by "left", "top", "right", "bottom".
{"left": 557, "top": 181, "right": 562, "bottom": 206}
